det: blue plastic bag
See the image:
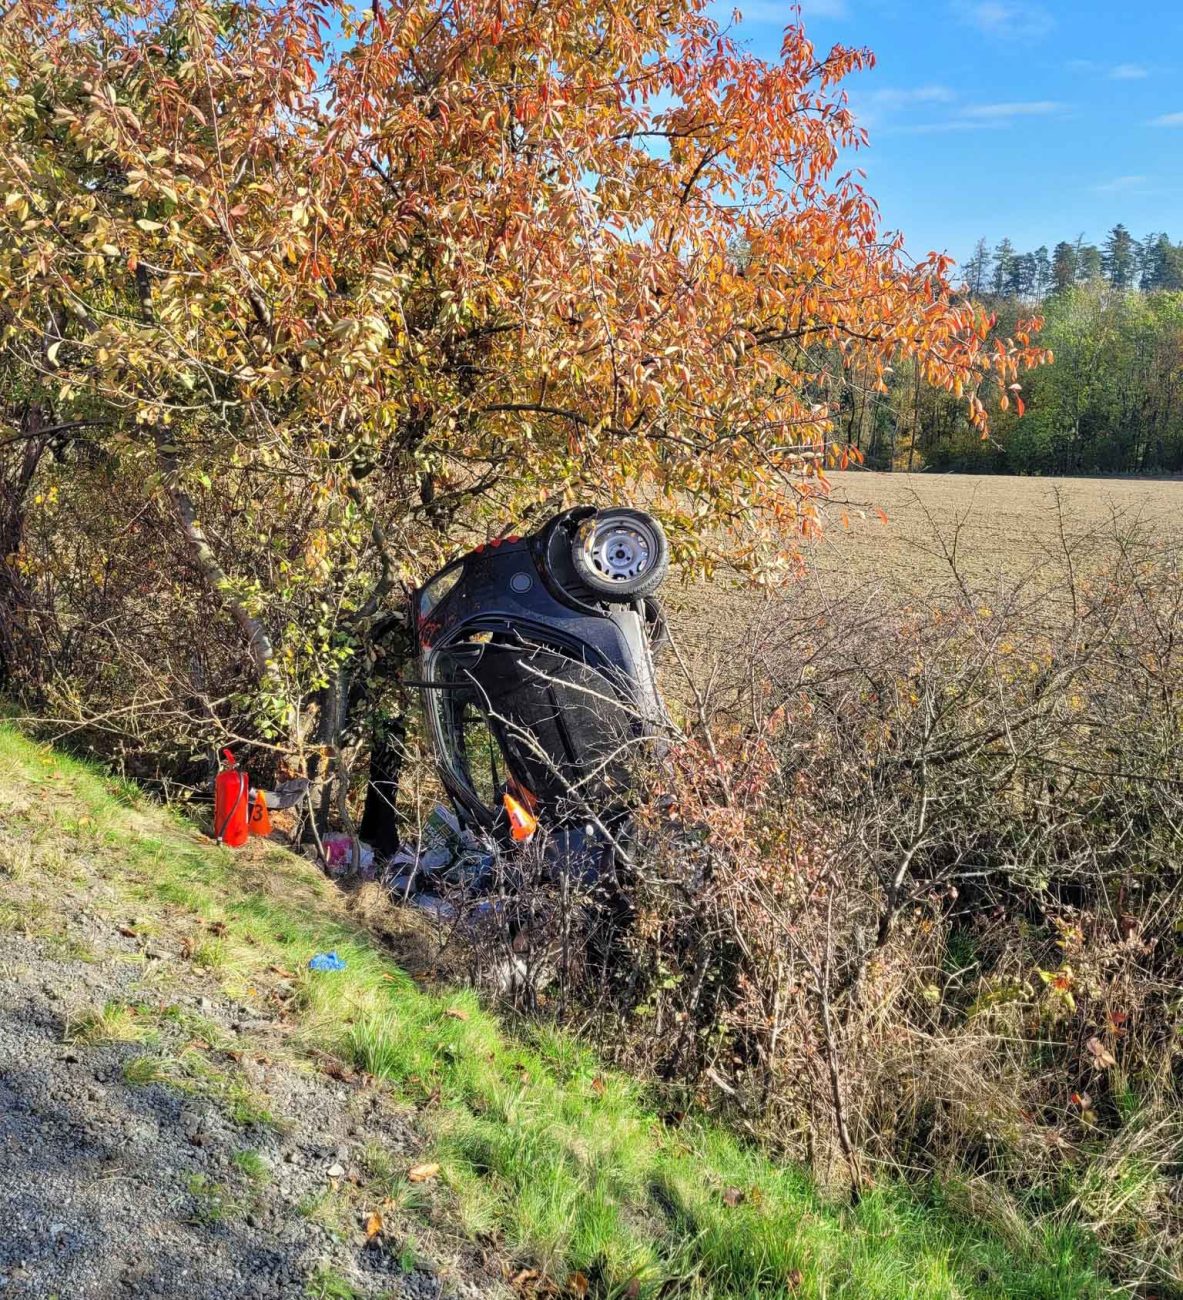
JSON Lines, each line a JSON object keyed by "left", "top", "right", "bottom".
{"left": 308, "top": 951, "right": 346, "bottom": 972}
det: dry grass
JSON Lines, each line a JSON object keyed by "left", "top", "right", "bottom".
{"left": 666, "top": 472, "right": 1183, "bottom": 662}
{"left": 814, "top": 471, "right": 1182, "bottom": 585}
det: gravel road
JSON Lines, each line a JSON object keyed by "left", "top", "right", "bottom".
{"left": 0, "top": 912, "right": 499, "bottom": 1299}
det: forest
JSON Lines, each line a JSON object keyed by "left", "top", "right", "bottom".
{"left": 845, "top": 225, "right": 1183, "bottom": 475}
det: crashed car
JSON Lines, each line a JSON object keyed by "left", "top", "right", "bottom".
{"left": 413, "top": 506, "right": 670, "bottom": 855}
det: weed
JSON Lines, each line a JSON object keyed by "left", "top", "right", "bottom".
{"left": 191, "top": 937, "right": 228, "bottom": 971}
{"left": 305, "top": 1264, "right": 359, "bottom": 1300}
{"left": 232, "top": 1149, "right": 271, "bottom": 1183}
{"left": 123, "top": 1055, "right": 172, "bottom": 1086}
{"left": 67, "top": 1001, "right": 156, "bottom": 1046}
{"left": 43, "top": 933, "right": 99, "bottom": 963}
{"left": 185, "top": 1174, "right": 241, "bottom": 1226}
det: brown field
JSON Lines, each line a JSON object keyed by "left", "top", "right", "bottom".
{"left": 665, "top": 472, "right": 1183, "bottom": 663}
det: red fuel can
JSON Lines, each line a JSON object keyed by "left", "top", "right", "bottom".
{"left": 213, "top": 750, "right": 250, "bottom": 847}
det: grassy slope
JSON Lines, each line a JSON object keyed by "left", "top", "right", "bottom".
{"left": 0, "top": 723, "right": 1110, "bottom": 1300}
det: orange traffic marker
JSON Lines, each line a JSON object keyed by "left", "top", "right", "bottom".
{"left": 248, "top": 788, "right": 273, "bottom": 836}
{"left": 502, "top": 791, "right": 538, "bottom": 842}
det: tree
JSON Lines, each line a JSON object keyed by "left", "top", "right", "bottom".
{"left": 0, "top": 0, "right": 1047, "bottom": 812}
{"left": 1051, "top": 241, "right": 1078, "bottom": 293}
{"left": 963, "top": 238, "right": 992, "bottom": 297}
{"left": 992, "top": 239, "right": 1018, "bottom": 296}
{"left": 1031, "top": 245, "right": 1051, "bottom": 298}
{"left": 1077, "top": 241, "right": 1103, "bottom": 283}
{"left": 1102, "top": 224, "right": 1136, "bottom": 289}
{"left": 1141, "top": 233, "right": 1183, "bottom": 291}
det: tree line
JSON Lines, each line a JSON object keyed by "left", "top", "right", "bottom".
{"left": 838, "top": 224, "right": 1183, "bottom": 475}
{"left": 964, "top": 224, "right": 1183, "bottom": 300}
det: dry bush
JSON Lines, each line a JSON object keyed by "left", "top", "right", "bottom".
{"left": 539, "top": 516, "right": 1183, "bottom": 1291}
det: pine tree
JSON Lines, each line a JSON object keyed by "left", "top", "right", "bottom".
{"left": 1102, "top": 224, "right": 1136, "bottom": 288}
{"left": 1032, "top": 246, "right": 1051, "bottom": 298}
{"left": 1141, "top": 233, "right": 1183, "bottom": 291}
{"left": 1077, "top": 242, "right": 1103, "bottom": 283}
{"left": 992, "top": 238, "right": 1018, "bottom": 296}
{"left": 1051, "top": 241, "right": 1078, "bottom": 293}
{"left": 963, "top": 238, "right": 992, "bottom": 296}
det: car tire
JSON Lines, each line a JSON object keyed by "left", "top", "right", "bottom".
{"left": 570, "top": 509, "right": 670, "bottom": 601}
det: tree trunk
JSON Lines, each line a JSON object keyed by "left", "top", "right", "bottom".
{"left": 358, "top": 713, "right": 408, "bottom": 856}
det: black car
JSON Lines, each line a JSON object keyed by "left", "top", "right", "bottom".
{"left": 414, "top": 507, "right": 670, "bottom": 847}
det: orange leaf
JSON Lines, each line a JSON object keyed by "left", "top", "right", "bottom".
{"left": 365, "top": 1211, "right": 384, "bottom": 1239}
{"left": 407, "top": 1162, "right": 440, "bottom": 1183}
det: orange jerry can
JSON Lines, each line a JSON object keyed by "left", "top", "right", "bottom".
{"left": 213, "top": 749, "right": 250, "bottom": 847}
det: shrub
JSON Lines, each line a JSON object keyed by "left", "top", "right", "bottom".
{"left": 504, "top": 519, "right": 1183, "bottom": 1292}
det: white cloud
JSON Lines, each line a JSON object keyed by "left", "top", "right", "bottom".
{"left": 880, "top": 120, "right": 994, "bottom": 136}
{"left": 880, "top": 98, "right": 1067, "bottom": 136}
{"left": 1150, "top": 111, "right": 1183, "bottom": 127}
{"left": 866, "top": 84, "right": 956, "bottom": 110}
{"left": 961, "top": 100, "right": 1064, "bottom": 120}
{"left": 1109, "top": 63, "right": 1149, "bottom": 80}
{"left": 1093, "top": 175, "right": 1148, "bottom": 194}
{"left": 956, "top": 1, "right": 1054, "bottom": 41}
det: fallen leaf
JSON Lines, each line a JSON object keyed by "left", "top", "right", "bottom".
{"left": 444, "top": 1007, "right": 469, "bottom": 1021}
{"left": 364, "top": 1211, "right": 383, "bottom": 1240}
{"left": 1086, "top": 1036, "right": 1117, "bottom": 1070}
{"left": 510, "top": 1268, "right": 540, "bottom": 1291}
{"left": 408, "top": 1162, "right": 440, "bottom": 1183}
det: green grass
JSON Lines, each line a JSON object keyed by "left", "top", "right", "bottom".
{"left": 66, "top": 999, "right": 158, "bottom": 1046}
{"left": 0, "top": 721, "right": 1114, "bottom": 1299}
{"left": 185, "top": 1173, "right": 242, "bottom": 1226}
{"left": 232, "top": 1148, "right": 271, "bottom": 1183}
{"left": 305, "top": 1264, "right": 361, "bottom": 1300}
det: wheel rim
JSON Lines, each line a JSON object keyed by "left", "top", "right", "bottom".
{"left": 583, "top": 517, "right": 657, "bottom": 583}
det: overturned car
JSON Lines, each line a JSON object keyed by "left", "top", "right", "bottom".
{"left": 413, "top": 506, "right": 671, "bottom": 863}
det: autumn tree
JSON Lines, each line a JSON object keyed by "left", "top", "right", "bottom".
{"left": 0, "top": 0, "right": 1045, "bottom": 824}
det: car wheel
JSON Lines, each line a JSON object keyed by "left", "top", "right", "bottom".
{"left": 571, "top": 509, "right": 670, "bottom": 601}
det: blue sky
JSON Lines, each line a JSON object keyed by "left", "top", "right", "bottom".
{"left": 713, "top": 0, "right": 1183, "bottom": 266}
